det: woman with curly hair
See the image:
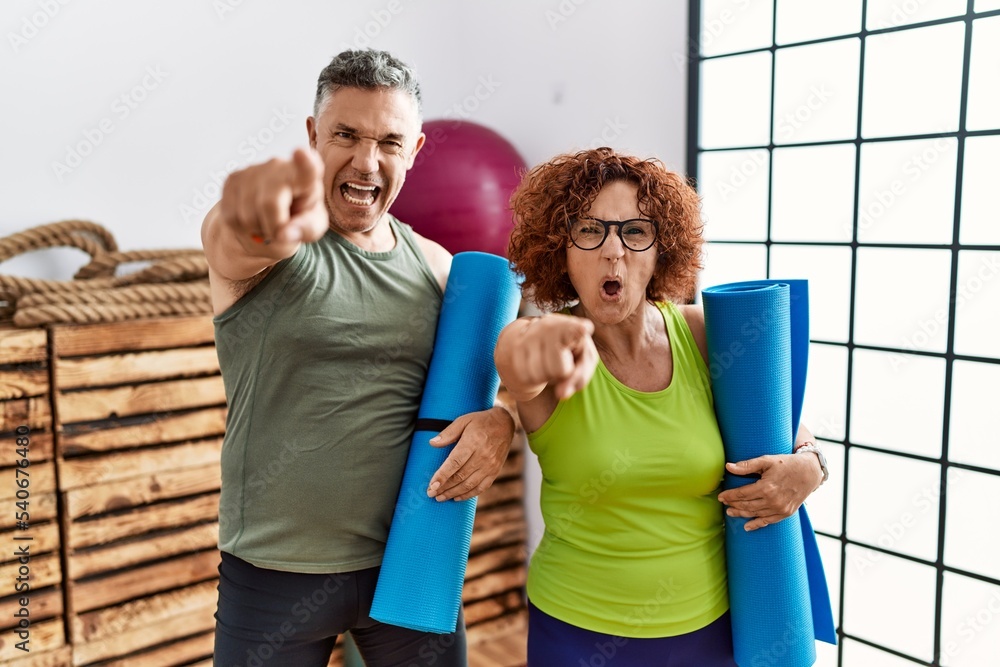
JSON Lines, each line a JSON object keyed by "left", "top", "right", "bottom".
{"left": 494, "top": 148, "right": 825, "bottom": 666}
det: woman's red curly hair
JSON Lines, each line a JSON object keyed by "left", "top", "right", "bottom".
{"left": 508, "top": 147, "right": 704, "bottom": 310}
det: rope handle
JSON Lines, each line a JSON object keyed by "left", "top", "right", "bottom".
{"left": 74, "top": 248, "right": 206, "bottom": 280}
{"left": 0, "top": 222, "right": 214, "bottom": 327}
{"left": 0, "top": 220, "right": 118, "bottom": 264}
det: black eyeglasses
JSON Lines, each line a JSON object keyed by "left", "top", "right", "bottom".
{"left": 567, "top": 217, "right": 659, "bottom": 252}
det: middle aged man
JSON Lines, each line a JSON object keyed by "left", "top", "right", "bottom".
{"left": 202, "top": 49, "right": 515, "bottom": 666}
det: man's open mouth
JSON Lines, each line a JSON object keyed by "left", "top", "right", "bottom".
{"left": 341, "top": 182, "right": 380, "bottom": 206}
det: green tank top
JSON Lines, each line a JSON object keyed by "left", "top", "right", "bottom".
{"left": 527, "top": 301, "right": 728, "bottom": 637}
{"left": 213, "top": 217, "right": 442, "bottom": 573}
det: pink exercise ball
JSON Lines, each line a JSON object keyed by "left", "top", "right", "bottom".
{"left": 392, "top": 120, "right": 526, "bottom": 257}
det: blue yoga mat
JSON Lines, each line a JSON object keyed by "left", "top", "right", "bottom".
{"left": 370, "top": 251, "right": 521, "bottom": 634}
{"left": 702, "top": 279, "right": 836, "bottom": 667}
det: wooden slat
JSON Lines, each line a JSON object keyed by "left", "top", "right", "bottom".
{"left": 0, "top": 552, "right": 61, "bottom": 590}
{"left": 463, "top": 565, "right": 525, "bottom": 603}
{"left": 0, "top": 492, "right": 56, "bottom": 531}
{"left": 3, "top": 430, "right": 54, "bottom": 463}
{"left": 96, "top": 630, "right": 214, "bottom": 667}
{"left": 495, "top": 451, "right": 523, "bottom": 482}
{"left": 464, "top": 589, "right": 525, "bottom": 626}
{"left": 0, "top": 645, "right": 71, "bottom": 667}
{"left": 68, "top": 522, "right": 218, "bottom": 580}
{"left": 51, "top": 315, "right": 215, "bottom": 357}
{"left": 59, "top": 438, "right": 222, "bottom": 491}
{"left": 0, "top": 461, "right": 55, "bottom": 501}
{"left": 71, "top": 601, "right": 215, "bottom": 665}
{"left": 466, "top": 609, "right": 527, "bottom": 646}
{"left": 468, "top": 631, "right": 527, "bottom": 667}
{"left": 65, "top": 462, "right": 221, "bottom": 519}
{"left": 470, "top": 504, "right": 526, "bottom": 554}
{"left": 0, "top": 397, "right": 51, "bottom": 433}
{"left": 478, "top": 479, "right": 523, "bottom": 511}
{"left": 56, "top": 375, "right": 226, "bottom": 424}
{"left": 55, "top": 346, "right": 220, "bottom": 389}
{"left": 0, "top": 586, "right": 63, "bottom": 628}
{"left": 465, "top": 544, "right": 525, "bottom": 581}
{"left": 68, "top": 492, "right": 220, "bottom": 550}
{"left": 0, "top": 328, "right": 47, "bottom": 365}
{"left": 70, "top": 550, "right": 219, "bottom": 613}
{"left": 0, "top": 521, "right": 60, "bottom": 560}
{"left": 0, "top": 367, "right": 47, "bottom": 400}
{"left": 0, "top": 616, "right": 65, "bottom": 657}
{"left": 60, "top": 407, "right": 227, "bottom": 455}
{"left": 473, "top": 503, "right": 524, "bottom": 531}
{"left": 73, "top": 580, "right": 217, "bottom": 642}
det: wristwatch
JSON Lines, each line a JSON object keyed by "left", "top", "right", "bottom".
{"left": 795, "top": 443, "right": 829, "bottom": 485}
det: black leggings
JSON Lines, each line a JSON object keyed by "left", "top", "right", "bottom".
{"left": 213, "top": 552, "right": 467, "bottom": 667}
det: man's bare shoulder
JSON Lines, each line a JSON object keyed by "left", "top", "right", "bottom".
{"left": 411, "top": 231, "right": 451, "bottom": 292}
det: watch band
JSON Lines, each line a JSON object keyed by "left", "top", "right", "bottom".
{"left": 795, "top": 443, "right": 829, "bottom": 485}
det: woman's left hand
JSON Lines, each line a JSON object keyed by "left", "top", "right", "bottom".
{"left": 717, "top": 453, "right": 824, "bottom": 531}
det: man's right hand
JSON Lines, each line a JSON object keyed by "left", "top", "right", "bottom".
{"left": 218, "top": 147, "right": 328, "bottom": 249}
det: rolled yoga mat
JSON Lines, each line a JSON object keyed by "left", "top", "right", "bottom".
{"left": 370, "top": 251, "right": 521, "bottom": 634}
{"left": 701, "top": 279, "right": 836, "bottom": 667}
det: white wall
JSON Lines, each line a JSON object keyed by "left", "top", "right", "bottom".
{"left": 2, "top": 0, "right": 690, "bottom": 555}
{"left": 2, "top": 0, "right": 688, "bottom": 273}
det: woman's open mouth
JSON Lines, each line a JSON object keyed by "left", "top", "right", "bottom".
{"left": 601, "top": 279, "right": 622, "bottom": 300}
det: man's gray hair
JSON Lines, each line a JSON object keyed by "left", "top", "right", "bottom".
{"left": 314, "top": 49, "right": 422, "bottom": 118}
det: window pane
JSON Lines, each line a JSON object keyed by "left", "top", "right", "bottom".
{"left": 847, "top": 449, "right": 940, "bottom": 561}
{"left": 944, "top": 468, "right": 1000, "bottom": 580}
{"left": 857, "top": 138, "right": 958, "bottom": 245}
{"left": 960, "top": 135, "right": 1000, "bottom": 245}
{"left": 774, "top": 38, "right": 861, "bottom": 144}
{"left": 850, "top": 349, "right": 945, "bottom": 458}
{"left": 700, "top": 0, "right": 774, "bottom": 57}
{"left": 776, "top": 0, "right": 862, "bottom": 44}
{"left": 697, "top": 242, "right": 768, "bottom": 296}
{"left": 700, "top": 149, "right": 769, "bottom": 241}
{"left": 940, "top": 572, "right": 1000, "bottom": 666}
{"left": 949, "top": 360, "right": 1000, "bottom": 471}
{"left": 977, "top": 0, "right": 1000, "bottom": 10}
{"left": 771, "top": 144, "right": 856, "bottom": 242}
{"left": 771, "top": 245, "right": 852, "bottom": 342}
{"left": 967, "top": 16, "right": 1000, "bottom": 131}
{"left": 866, "top": 0, "right": 966, "bottom": 30}
{"left": 862, "top": 23, "right": 965, "bottom": 138}
{"left": 954, "top": 251, "right": 1000, "bottom": 359}
{"left": 843, "top": 639, "right": 931, "bottom": 666}
{"left": 817, "top": 535, "right": 843, "bottom": 622}
{"left": 843, "top": 546, "right": 937, "bottom": 661}
{"left": 700, "top": 53, "right": 773, "bottom": 149}
{"left": 853, "top": 248, "right": 952, "bottom": 353}
{"left": 802, "top": 343, "right": 849, "bottom": 441}
{"left": 809, "top": 441, "right": 845, "bottom": 535}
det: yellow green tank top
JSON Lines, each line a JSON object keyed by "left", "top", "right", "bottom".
{"left": 526, "top": 301, "right": 728, "bottom": 637}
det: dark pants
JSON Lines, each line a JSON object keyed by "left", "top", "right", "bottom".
{"left": 528, "top": 600, "right": 736, "bottom": 667}
{"left": 214, "top": 552, "right": 467, "bottom": 667}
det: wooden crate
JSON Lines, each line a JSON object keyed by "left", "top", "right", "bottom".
{"left": 465, "top": 432, "right": 527, "bottom": 648}
{"left": 50, "top": 316, "right": 224, "bottom": 666}
{"left": 0, "top": 314, "right": 529, "bottom": 665}
{"left": 0, "top": 326, "right": 67, "bottom": 665}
